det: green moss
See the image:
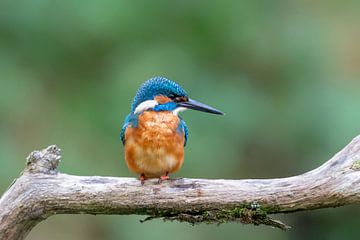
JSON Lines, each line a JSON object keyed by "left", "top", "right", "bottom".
{"left": 198, "top": 206, "right": 268, "bottom": 225}
{"left": 140, "top": 204, "right": 290, "bottom": 230}
{"left": 260, "top": 205, "right": 281, "bottom": 214}
{"left": 351, "top": 160, "right": 360, "bottom": 170}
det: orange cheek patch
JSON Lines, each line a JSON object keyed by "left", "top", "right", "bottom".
{"left": 154, "top": 95, "right": 172, "bottom": 104}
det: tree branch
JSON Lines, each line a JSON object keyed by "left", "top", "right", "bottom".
{"left": 1, "top": 136, "right": 360, "bottom": 240}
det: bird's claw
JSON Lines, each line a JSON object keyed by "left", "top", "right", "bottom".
{"left": 160, "top": 175, "right": 169, "bottom": 180}
{"left": 140, "top": 174, "right": 145, "bottom": 185}
{"left": 158, "top": 173, "right": 169, "bottom": 183}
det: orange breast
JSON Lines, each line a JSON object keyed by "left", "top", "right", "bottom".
{"left": 124, "top": 111, "right": 185, "bottom": 177}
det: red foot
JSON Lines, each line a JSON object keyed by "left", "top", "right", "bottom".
{"left": 140, "top": 174, "right": 145, "bottom": 185}
{"left": 158, "top": 172, "right": 170, "bottom": 183}
{"left": 160, "top": 175, "right": 170, "bottom": 180}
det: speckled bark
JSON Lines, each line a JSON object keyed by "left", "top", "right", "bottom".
{"left": 1, "top": 136, "right": 360, "bottom": 240}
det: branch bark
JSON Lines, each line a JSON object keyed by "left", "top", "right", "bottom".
{"left": 1, "top": 136, "right": 360, "bottom": 240}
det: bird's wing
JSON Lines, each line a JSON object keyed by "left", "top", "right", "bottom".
{"left": 120, "top": 114, "right": 132, "bottom": 145}
{"left": 178, "top": 117, "right": 189, "bottom": 147}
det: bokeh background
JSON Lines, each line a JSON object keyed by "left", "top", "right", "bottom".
{"left": 1, "top": 0, "right": 360, "bottom": 239}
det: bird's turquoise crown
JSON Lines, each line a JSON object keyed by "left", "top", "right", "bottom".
{"left": 131, "top": 77, "right": 188, "bottom": 112}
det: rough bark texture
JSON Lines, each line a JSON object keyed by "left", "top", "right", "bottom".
{"left": 1, "top": 136, "right": 360, "bottom": 240}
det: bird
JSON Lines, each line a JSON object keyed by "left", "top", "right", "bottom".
{"left": 120, "top": 77, "right": 224, "bottom": 184}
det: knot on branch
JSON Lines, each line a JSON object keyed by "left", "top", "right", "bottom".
{"left": 25, "top": 145, "right": 61, "bottom": 174}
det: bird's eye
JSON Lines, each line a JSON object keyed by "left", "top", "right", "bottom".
{"left": 168, "top": 94, "right": 176, "bottom": 100}
{"left": 174, "top": 96, "right": 188, "bottom": 102}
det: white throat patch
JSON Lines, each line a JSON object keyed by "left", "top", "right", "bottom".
{"left": 172, "top": 107, "right": 187, "bottom": 115}
{"left": 134, "top": 100, "right": 158, "bottom": 114}
{"left": 134, "top": 100, "right": 187, "bottom": 116}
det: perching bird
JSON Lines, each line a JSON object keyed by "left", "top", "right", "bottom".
{"left": 120, "top": 77, "right": 224, "bottom": 183}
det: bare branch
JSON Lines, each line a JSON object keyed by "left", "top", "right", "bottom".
{"left": 1, "top": 136, "right": 360, "bottom": 240}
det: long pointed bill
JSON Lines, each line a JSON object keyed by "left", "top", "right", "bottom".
{"left": 178, "top": 98, "right": 224, "bottom": 115}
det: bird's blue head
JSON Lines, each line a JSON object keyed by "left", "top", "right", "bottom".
{"left": 131, "top": 76, "right": 224, "bottom": 115}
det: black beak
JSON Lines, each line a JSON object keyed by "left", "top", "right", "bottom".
{"left": 177, "top": 98, "right": 224, "bottom": 115}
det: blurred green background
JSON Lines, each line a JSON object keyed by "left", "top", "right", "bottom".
{"left": 1, "top": 0, "right": 360, "bottom": 239}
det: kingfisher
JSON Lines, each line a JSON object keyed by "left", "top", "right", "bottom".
{"left": 120, "top": 77, "right": 224, "bottom": 183}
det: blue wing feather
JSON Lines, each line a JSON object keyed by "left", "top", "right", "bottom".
{"left": 177, "top": 117, "right": 189, "bottom": 147}
{"left": 120, "top": 113, "right": 139, "bottom": 145}
{"left": 120, "top": 114, "right": 131, "bottom": 145}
